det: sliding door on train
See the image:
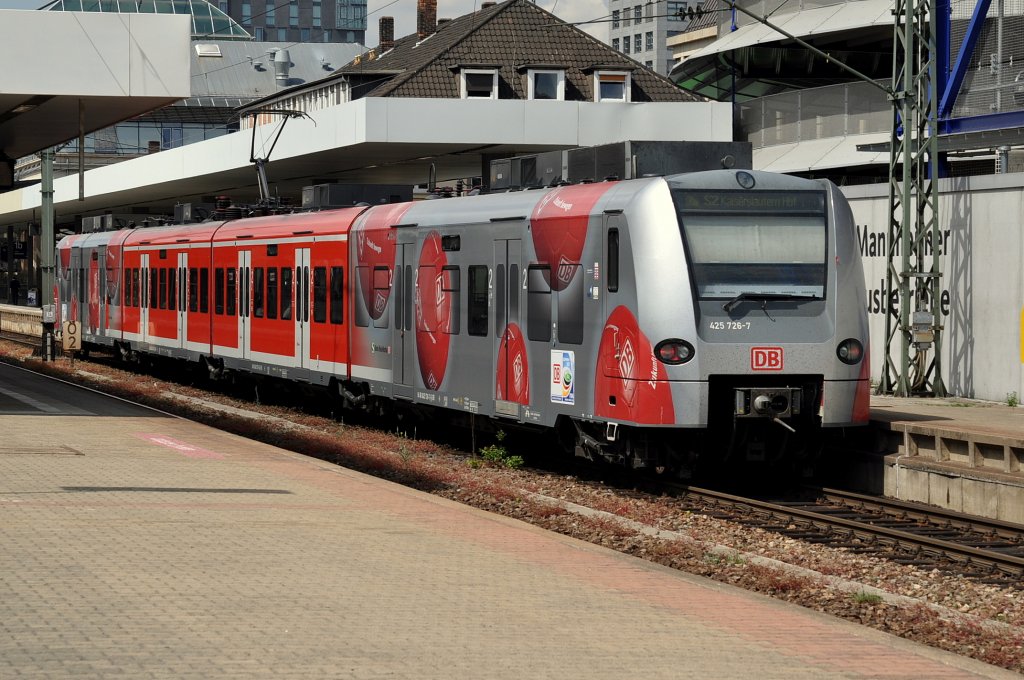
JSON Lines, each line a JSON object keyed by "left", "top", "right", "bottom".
{"left": 176, "top": 252, "right": 188, "bottom": 351}
{"left": 238, "top": 250, "right": 251, "bottom": 361}
{"left": 392, "top": 242, "right": 415, "bottom": 398}
{"left": 494, "top": 238, "right": 525, "bottom": 415}
{"left": 295, "top": 247, "right": 310, "bottom": 370}
{"left": 140, "top": 254, "right": 151, "bottom": 346}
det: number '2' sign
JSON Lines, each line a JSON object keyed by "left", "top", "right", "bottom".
{"left": 62, "top": 321, "right": 81, "bottom": 352}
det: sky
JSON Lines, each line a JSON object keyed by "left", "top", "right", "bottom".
{"left": 0, "top": 1, "right": 611, "bottom": 45}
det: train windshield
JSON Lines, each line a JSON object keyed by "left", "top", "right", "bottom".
{"left": 673, "top": 190, "right": 827, "bottom": 300}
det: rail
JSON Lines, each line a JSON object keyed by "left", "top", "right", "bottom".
{"left": 672, "top": 484, "right": 1024, "bottom": 587}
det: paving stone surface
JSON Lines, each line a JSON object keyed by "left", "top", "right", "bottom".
{"left": 0, "top": 365, "right": 1018, "bottom": 679}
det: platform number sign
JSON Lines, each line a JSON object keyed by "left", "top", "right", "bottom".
{"left": 62, "top": 320, "right": 81, "bottom": 352}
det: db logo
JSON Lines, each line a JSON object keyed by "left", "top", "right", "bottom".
{"left": 557, "top": 256, "right": 575, "bottom": 285}
{"left": 513, "top": 353, "right": 524, "bottom": 392}
{"left": 618, "top": 338, "right": 636, "bottom": 378}
{"left": 751, "top": 347, "right": 784, "bottom": 371}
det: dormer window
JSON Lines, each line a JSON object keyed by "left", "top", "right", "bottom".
{"left": 519, "top": 67, "right": 565, "bottom": 100}
{"left": 594, "top": 71, "right": 631, "bottom": 102}
{"left": 461, "top": 69, "right": 498, "bottom": 99}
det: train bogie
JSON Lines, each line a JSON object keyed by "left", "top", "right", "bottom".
{"left": 57, "top": 169, "right": 870, "bottom": 476}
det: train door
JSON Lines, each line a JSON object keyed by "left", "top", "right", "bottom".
{"left": 295, "top": 247, "right": 310, "bottom": 369}
{"left": 140, "top": 253, "right": 151, "bottom": 345}
{"left": 87, "top": 247, "right": 101, "bottom": 336}
{"left": 238, "top": 250, "right": 251, "bottom": 360}
{"left": 177, "top": 252, "right": 188, "bottom": 350}
{"left": 493, "top": 238, "right": 524, "bottom": 415}
{"left": 392, "top": 242, "right": 414, "bottom": 398}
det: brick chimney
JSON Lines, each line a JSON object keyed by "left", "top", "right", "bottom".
{"left": 379, "top": 16, "right": 394, "bottom": 50}
{"left": 417, "top": 0, "right": 437, "bottom": 39}
{"left": 481, "top": 2, "right": 496, "bottom": 7}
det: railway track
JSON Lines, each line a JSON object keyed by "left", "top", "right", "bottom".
{"left": 0, "top": 330, "right": 42, "bottom": 350}
{"left": 670, "top": 484, "right": 1024, "bottom": 589}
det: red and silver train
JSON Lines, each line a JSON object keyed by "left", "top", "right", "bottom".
{"left": 57, "top": 169, "right": 870, "bottom": 474}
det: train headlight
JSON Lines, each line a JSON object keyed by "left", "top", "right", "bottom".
{"left": 654, "top": 339, "right": 695, "bottom": 365}
{"left": 836, "top": 338, "right": 864, "bottom": 365}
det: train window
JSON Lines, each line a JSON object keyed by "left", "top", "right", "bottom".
{"left": 200, "top": 268, "right": 209, "bottom": 314}
{"left": 404, "top": 265, "right": 413, "bottom": 332}
{"left": 168, "top": 268, "right": 176, "bottom": 311}
{"left": 267, "top": 268, "right": 278, "bottom": 319}
{"left": 394, "top": 267, "right": 403, "bottom": 330}
{"left": 443, "top": 266, "right": 460, "bottom": 335}
{"left": 372, "top": 266, "right": 389, "bottom": 329}
{"left": 302, "top": 266, "right": 309, "bottom": 322}
{"left": 442, "top": 235, "right": 460, "bottom": 251}
{"left": 281, "top": 267, "right": 292, "bottom": 321}
{"left": 242, "top": 267, "right": 250, "bottom": 318}
{"left": 495, "top": 263, "right": 505, "bottom": 336}
{"left": 607, "top": 228, "right": 619, "bottom": 293}
{"left": 159, "top": 268, "right": 167, "bottom": 310}
{"left": 149, "top": 266, "right": 157, "bottom": 309}
{"left": 159, "top": 249, "right": 167, "bottom": 260}
{"left": 253, "top": 268, "right": 264, "bottom": 318}
{"left": 330, "top": 266, "right": 344, "bottom": 324}
{"left": 266, "top": 244, "right": 278, "bottom": 257}
{"left": 527, "top": 266, "right": 551, "bottom": 342}
{"left": 313, "top": 266, "right": 327, "bottom": 323}
{"left": 189, "top": 268, "right": 198, "bottom": 313}
{"left": 467, "top": 265, "right": 488, "bottom": 337}
{"left": 132, "top": 269, "right": 140, "bottom": 308}
{"left": 124, "top": 268, "right": 131, "bottom": 307}
{"left": 508, "top": 264, "right": 519, "bottom": 325}
{"left": 215, "top": 268, "right": 224, "bottom": 314}
{"left": 675, "top": 193, "right": 827, "bottom": 300}
{"left": 226, "top": 268, "right": 237, "bottom": 316}
{"left": 557, "top": 266, "right": 583, "bottom": 345}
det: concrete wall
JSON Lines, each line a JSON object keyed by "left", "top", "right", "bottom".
{"left": 0, "top": 304, "right": 41, "bottom": 337}
{"left": 0, "top": 11, "right": 191, "bottom": 98}
{"left": 842, "top": 174, "right": 1024, "bottom": 403}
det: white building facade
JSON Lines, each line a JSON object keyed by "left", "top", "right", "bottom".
{"left": 608, "top": 0, "right": 690, "bottom": 76}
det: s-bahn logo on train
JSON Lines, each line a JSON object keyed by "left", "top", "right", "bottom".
{"left": 530, "top": 183, "right": 611, "bottom": 291}
{"left": 416, "top": 231, "right": 452, "bottom": 391}
{"left": 595, "top": 306, "right": 675, "bottom": 424}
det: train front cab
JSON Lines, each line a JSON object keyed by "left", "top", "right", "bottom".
{"left": 635, "top": 171, "right": 870, "bottom": 472}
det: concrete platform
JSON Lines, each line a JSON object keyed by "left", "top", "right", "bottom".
{"left": 0, "top": 363, "right": 1017, "bottom": 678}
{"left": 835, "top": 395, "right": 1024, "bottom": 524}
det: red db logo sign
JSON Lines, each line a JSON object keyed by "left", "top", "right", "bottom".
{"left": 751, "top": 347, "right": 784, "bottom": 371}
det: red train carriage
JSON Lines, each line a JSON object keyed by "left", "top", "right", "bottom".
{"left": 57, "top": 169, "right": 870, "bottom": 475}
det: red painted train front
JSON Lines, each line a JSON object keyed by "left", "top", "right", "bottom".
{"left": 57, "top": 170, "right": 871, "bottom": 475}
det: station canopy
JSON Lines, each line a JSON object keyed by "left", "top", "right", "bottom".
{"left": 40, "top": 0, "right": 251, "bottom": 40}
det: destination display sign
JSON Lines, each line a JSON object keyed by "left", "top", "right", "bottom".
{"left": 675, "top": 190, "right": 825, "bottom": 214}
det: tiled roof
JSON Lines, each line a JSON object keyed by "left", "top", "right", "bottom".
{"left": 337, "top": 0, "right": 701, "bottom": 102}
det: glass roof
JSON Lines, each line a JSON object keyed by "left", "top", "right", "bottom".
{"left": 41, "top": 0, "right": 252, "bottom": 40}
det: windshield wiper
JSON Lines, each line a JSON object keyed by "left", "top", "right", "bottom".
{"left": 722, "top": 292, "right": 820, "bottom": 313}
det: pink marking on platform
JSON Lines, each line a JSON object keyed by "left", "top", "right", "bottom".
{"left": 135, "top": 433, "right": 224, "bottom": 459}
